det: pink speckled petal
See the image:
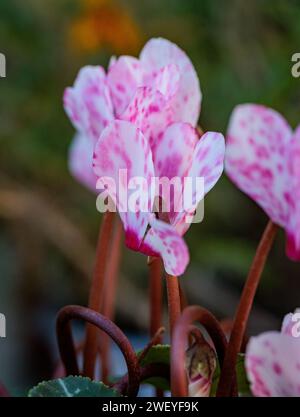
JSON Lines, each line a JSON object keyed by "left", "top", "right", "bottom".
{"left": 286, "top": 125, "right": 300, "bottom": 261}
{"left": 140, "top": 38, "right": 201, "bottom": 126}
{"left": 93, "top": 120, "right": 155, "bottom": 250}
{"left": 225, "top": 104, "right": 293, "bottom": 227}
{"left": 173, "top": 132, "right": 225, "bottom": 235}
{"left": 152, "top": 63, "right": 180, "bottom": 100}
{"left": 153, "top": 122, "right": 198, "bottom": 179}
{"left": 107, "top": 56, "right": 144, "bottom": 117}
{"left": 246, "top": 331, "right": 300, "bottom": 397}
{"left": 152, "top": 122, "right": 198, "bottom": 224}
{"left": 121, "top": 86, "right": 174, "bottom": 150}
{"left": 140, "top": 216, "right": 189, "bottom": 276}
{"left": 64, "top": 66, "right": 114, "bottom": 141}
{"left": 281, "top": 312, "right": 297, "bottom": 336}
{"left": 69, "top": 134, "right": 98, "bottom": 192}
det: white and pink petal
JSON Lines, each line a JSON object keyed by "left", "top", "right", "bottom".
{"left": 64, "top": 66, "right": 114, "bottom": 142}
{"left": 172, "top": 131, "right": 225, "bottom": 235}
{"left": 121, "top": 86, "right": 174, "bottom": 151}
{"left": 140, "top": 38, "right": 201, "bottom": 126}
{"left": 225, "top": 104, "right": 293, "bottom": 227}
{"left": 93, "top": 120, "right": 155, "bottom": 250}
{"left": 246, "top": 331, "right": 300, "bottom": 397}
{"left": 107, "top": 56, "right": 144, "bottom": 117}
{"left": 286, "top": 125, "right": 300, "bottom": 261}
{"left": 69, "top": 134, "right": 98, "bottom": 192}
{"left": 152, "top": 123, "right": 198, "bottom": 225}
{"left": 140, "top": 215, "right": 189, "bottom": 276}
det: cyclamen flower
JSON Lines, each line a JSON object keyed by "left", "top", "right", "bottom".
{"left": 93, "top": 120, "right": 224, "bottom": 276}
{"left": 246, "top": 310, "right": 300, "bottom": 397}
{"left": 225, "top": 104, "right": 300, "bottom": 260}
{"left": 64, "top": 38, "right": 202, "bottom": 191}
{"left": 64, "top": 38, "right": 225, "bottom": 275}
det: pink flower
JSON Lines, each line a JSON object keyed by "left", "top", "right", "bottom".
{"left": 246, "top": 310, "right": 300, "bottom": 397}
{"left": 92, "top": 120, "right": 224, "bottom": 276}
{"left": 64, "top": 38, "right": 225, "bottom": 275}
{"left": 64, "top": 38, "right": 202, "bottom": 191}
{"left": 225, "top": 104, "right": 300, "bottom": 260}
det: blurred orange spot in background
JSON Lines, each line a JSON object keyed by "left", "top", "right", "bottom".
{"left": 69, "top": 0, "right": 142, "bottom": 55}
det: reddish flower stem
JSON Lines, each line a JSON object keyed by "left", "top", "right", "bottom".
{"left": 166, "top": 274, "right": 181, "bottom": 337}
{"left": 170, "top": 305, "right": 232, "bottom": 397}
{"left": 138, "top": 327, "right": 165, "bottom": 365}
{"left": 179, "top": 283, "right": 188, "bottom": 311}
{"left": 56, "top": 305, "right": 140, "bottom": 396}
{"left": 217, "top": 220, "right": 278, "bottom": 397}
{"left": 83, "top": 211, "right": 115, "bottom": 379}
{"left": 148, "top": 257, "right": 163, "bottom": 340}
{"left": 100, "top": 218, "right": 123, "bottom": 383}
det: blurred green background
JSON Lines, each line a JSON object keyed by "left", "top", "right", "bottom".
{"left": 0, "top": 0, "right": 300, "bottom": 394}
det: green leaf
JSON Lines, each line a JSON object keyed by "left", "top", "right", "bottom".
{"left": 138, "top": 345, "right": 170, "bottom": 390}
{"left": 210, "top": 354, "right": 251, "bottom": 397}
{"left": 138, "top": 344, "right": 170, "bottom": 367}
{"left": 28, "top": 376, "right": 121, "bottom": 397}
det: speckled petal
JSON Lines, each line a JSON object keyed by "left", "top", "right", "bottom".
{"left": 173, "top": 131, "right": 225, "bottom": 235}
{"left": 246, "top": 331, "right": 300, "bottom": 397}
{"left": 286, "top": 125, "right": 300, "bottom": 261}
{"left": 64, "top": 66, "right": 114, "bottom": 141}
{"left": 93, "top": 120, "right": 154, "bottom": 250}
{"left": 107, "top": 56, "right": 144, "bottom": 117}
{"left": 152, "top": 122, "right": 198, "bottom": 224}
{"left": 69, "top": 134, "right": 98, "bottom": 192}
{"left": 225, "top": 104, "right": 293, "bottom": 228}
{"left": 121, "top": 86, "right": 174, "bottom": 151}
{"left": 140, "top": 38, "right": 201, "bottom": 126}
{"left": 140, "top": 215, "right": 189, "bottom": 276}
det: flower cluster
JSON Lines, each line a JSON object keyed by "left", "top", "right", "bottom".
{"left": 64, "top": 38, "right": 300, "bottom": 397}
{"left": 64, "top": 38, "right": 225, "bottom": 276}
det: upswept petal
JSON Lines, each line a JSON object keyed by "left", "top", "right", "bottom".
{"left": 69, "top": 134, "right": 98, "bottom": 192}
{"left": 152, "top": 123, "right": 198, "bottom": 224}
{"left": 120, "top": 86, "right": 174, "bottom": 151}
{"left": 140, "top": 38, "right": 201, "bottom": 126}
{"left": 246, "top": 331, "right": 300, "bottom": 397}
{"left": 281, "top": 314, "right": 293, "bottom": 336}
{"left": 63, "top": 66, "right": 114, "bottom": 141}
{"left": 107, "top": 56, "right": 144, "bottom": 117}
{"left": 286, "top": 125, "right": 300, "bottom": 260}
{"left": 172, "top": 132, "right": 225, "bottom": 235}
{"left": 225, "top": 104, "right": 293, "bottom": 227}
{"left": 140, "top": 215, "right": 190, "bottom": 276}
{"left": 93, "top": 120, "right": 155, "bottom": 250}
{"left": 151, "top": 63, "right": 180, "bottom": 100}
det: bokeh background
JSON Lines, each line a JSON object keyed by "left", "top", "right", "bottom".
{"left": 0, "top": 0, "right": 300, "bottom": 394}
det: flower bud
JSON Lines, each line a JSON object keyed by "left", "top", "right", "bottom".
{"left": 185, "top": 339, "right": 217, "bottom": 397}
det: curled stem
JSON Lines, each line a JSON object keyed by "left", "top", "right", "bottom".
{"left": 84, "top": 211, "right": 115, "bottom": 379}
{"left": 148, "top": 257, "right": 163, "bottom": 340}
{"left": 217, "top": 220, "right": 278, "bottom": 397}
{"left": 166, "top": 274, "right": 181, "bottom": 337}
{"left": 170, "top": 305, "right": 231, "bottom": 397}
{"left": 56, "top": 305, "right": 140, "bottom": 397}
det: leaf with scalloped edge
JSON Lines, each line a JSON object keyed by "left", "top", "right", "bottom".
{"left": 28, "top": 376, "right": 121, "bottom": 397}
